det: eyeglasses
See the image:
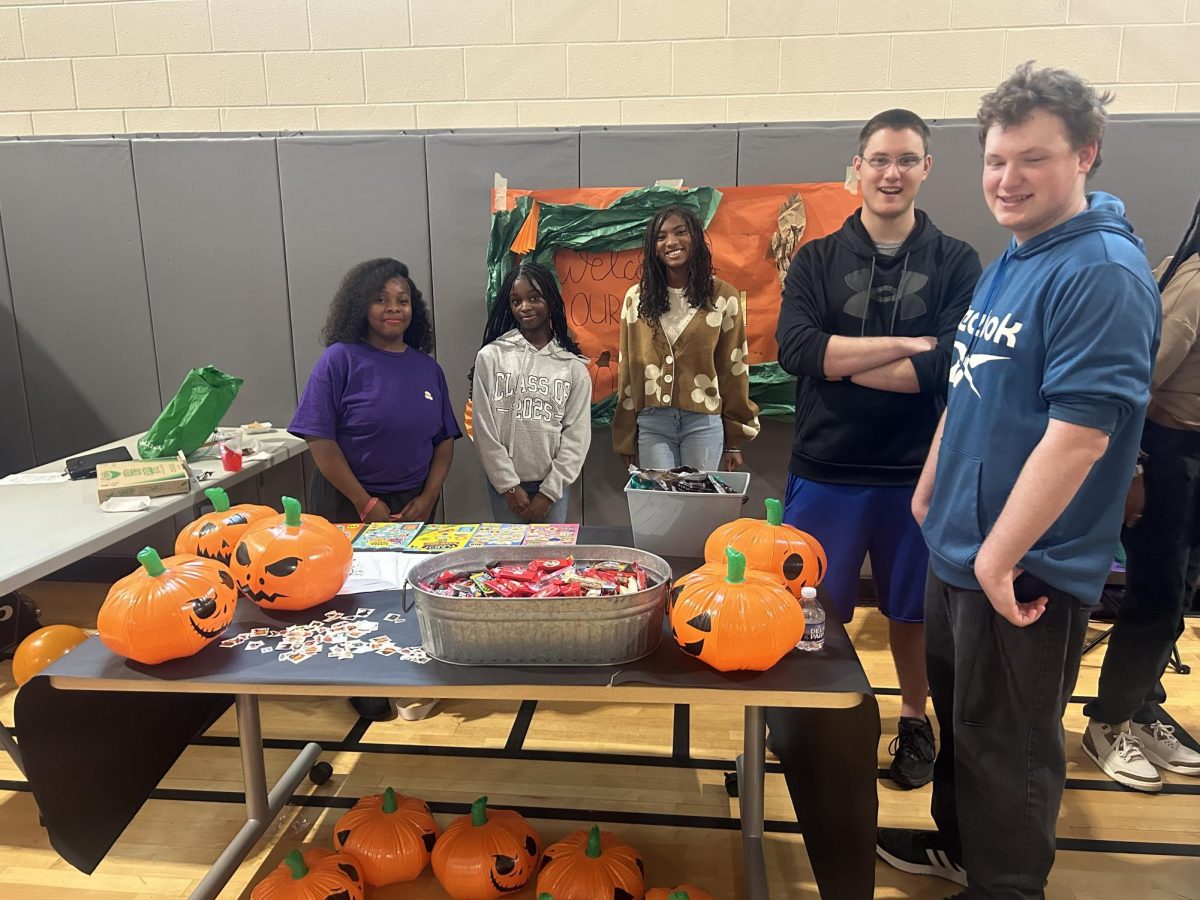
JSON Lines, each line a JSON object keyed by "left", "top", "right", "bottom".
{"left": 864, "top": 155, "right": 925, "bottom": 171}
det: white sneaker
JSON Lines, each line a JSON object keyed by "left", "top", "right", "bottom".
{"left": 1136, "top": 721, "right": 1200, "bottom": 776}
{"left": 1082, "top": 720, "right": 1162, "bottom": 792}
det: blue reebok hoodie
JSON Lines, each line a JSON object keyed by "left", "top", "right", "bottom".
{"left": 922, "top": 192, "right": 1160, "bottom": 605}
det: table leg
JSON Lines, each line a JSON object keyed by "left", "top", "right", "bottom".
{"left": 739, "top": 705, "right": 769, "bottom": 900}
{"left": 188, "top": 695, "right": 322, "bottom": 900}
{"left": 0, "top": 721, "right": 24, "bottom": 777}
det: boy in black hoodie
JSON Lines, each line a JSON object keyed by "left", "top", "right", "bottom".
{"left": 772, "top": 110, "right": 981, "bottom": 790}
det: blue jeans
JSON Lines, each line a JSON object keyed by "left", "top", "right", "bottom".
{"left": 636, "top": 407, "right": 723, "bottom": 470}
{"left": 486, "top": 480, "right": 570, "bottom": 524}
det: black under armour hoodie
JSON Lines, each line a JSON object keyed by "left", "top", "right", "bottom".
{"left": 776, "top": 209, "right": 981, "bottom": 486}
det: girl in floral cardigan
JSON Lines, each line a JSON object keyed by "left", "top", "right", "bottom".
{"left": 613, "top": 205, "right": 760, "bottom": 471}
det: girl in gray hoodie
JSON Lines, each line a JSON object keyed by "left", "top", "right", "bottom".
{"left": 470, "top": 262, "right": 592, "bottom": 523}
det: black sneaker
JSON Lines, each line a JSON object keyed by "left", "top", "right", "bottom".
{"left": 876, "top": 827, "right": 967, "bottom": 886}
{"left": 889, "top": 716, "right": 936, "bottom": 789}
{"left": 349, "top": 696, "right": 395, "bottom": 721}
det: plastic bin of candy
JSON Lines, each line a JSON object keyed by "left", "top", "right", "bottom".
{"left": 404, "top": 545, "right": 671, "bottom": 666}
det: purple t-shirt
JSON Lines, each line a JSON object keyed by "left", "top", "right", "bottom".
{"left": 289, "top": 342, "right": 462, "bottom": 493}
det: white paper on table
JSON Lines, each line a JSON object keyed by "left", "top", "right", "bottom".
{"left": 0, "top": 471, "right": 70, "bottom": 485}
{"left": 100, "top": 496, "right": 153, "bottom": 512}
{"left": 342, "top": 551, "right": 419, "bottom": 592}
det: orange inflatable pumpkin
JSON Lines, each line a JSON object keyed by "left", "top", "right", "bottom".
{"left": 647, "top": 886, "right": 716, "bottom": 900}
{"left": 332, "top": 787, "right": 439, "bottom": 885}
{"left": 704, "top": 498, "right": 826, "bottom": 597}
{"left": 230, "top": 496, "right": 352, "bottom": 611}
{"left": 175, "top": 486, "right": 275, "bottom": 565}
{"left": 12, "top": 624, "right": 90, "bottom": 686}
{"left": 97, "top": 547, "right": 237, "bottom": 665}
{"left": 250, "top": 848, "right": 365, "bottom": 900}
{"left": 670, "top": 547, "right": 805, "bottom": 672}
{"left": 431, "top": 796, "right": 540, "bottom": 899}
{"left": 537, "top": 825, "right": 645, "bottom": 900}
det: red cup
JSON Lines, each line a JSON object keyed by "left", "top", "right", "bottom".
{"left": 219, "top": 442, "right": 243, "bottom": 472}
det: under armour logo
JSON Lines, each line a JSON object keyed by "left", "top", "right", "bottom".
{"left": 843, "top": 268, "right": 929, "bottom": 320}
{"left": 949, "top": 340, "right": 1008, "bottom": 398}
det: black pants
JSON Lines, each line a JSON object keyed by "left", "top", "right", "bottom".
{"left": 926, "top": 568, "right": 1089, "bottom": 900}
{"left": 308, "top": 467, "right": 424, "bottom": 523}
{"left": 1084, "top": 419, "right": 1200, "bottom": 726}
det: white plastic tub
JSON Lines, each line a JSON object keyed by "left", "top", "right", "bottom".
{"left": 624, "top": 470, "right": 751, "bottom": 558}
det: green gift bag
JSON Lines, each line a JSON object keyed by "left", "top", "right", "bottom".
{"left": 138, "top": 366, "right": 244, "bottom": 459}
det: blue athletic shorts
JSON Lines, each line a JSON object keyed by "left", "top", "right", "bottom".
{"left": 783, "top": 473, "right": 928, "bottom": 624}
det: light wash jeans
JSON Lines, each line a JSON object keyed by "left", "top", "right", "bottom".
{"left": 486, "top": 480, "right": 570, "bottom": 523}
{"left": 636, "top": 407, "right": 723, "bottom": 471}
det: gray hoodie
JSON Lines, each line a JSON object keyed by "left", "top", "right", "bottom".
{"left": 471, "top": 329, "right": 592, "bottom": 502}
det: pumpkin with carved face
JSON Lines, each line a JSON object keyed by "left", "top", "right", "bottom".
{"left": 250, "top": 848, "right": 365, "bottom": 900}
{"left": 230, "top": 496, "right": 352, "bottom": 611}
{"left": 333, "top": 787, "right": 439, "bottom": 885}
{"left": 432, "top": 796, "right": 541, "bottom": 899}
{"left": 97, "top": 547, "right": 237, "bottom": 665}
{"left": 537, "top": 825, "right": 645, "bottom": 900}
{"left": 704, "top": 498, "right": 826, "bottom": 598}
{"left": 175, "top": 487, "right": 275, "bottom": 565}
{"left": 670, "top": 547, "right": 805, "bottom": 672}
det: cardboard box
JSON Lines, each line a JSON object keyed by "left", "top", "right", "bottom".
{"left": 96, "top": 452, "right": 192, "bottom": 501}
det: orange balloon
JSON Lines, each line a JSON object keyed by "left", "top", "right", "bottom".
{"left": 13, "top": 624, "right": 89, "bottom": 686}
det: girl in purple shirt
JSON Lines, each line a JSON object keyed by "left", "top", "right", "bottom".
{"left": 290, "top": 258, "right": 461, "bottom": 525}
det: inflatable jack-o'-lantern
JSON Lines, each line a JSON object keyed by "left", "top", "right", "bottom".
{"left": 432, "top": 796, "right": 540, "bottom": 899}
{"left": 333, "top": 787, "right": 439, "bottom": 886}
{"left": 175, "top": 487, "right": 275, "bottom": 565}
{"left": 704, "top": 498, "right": 826, "bottom": 597}
{"left": 250, "top": 848, "right": 365, "bottom": 900}
{"left": 97, "top": 547, "right": 237, "bottom": 665}
{"left": 670, "top": 547, "right": 805, "bottom": 672}
{"left": 230, "top": 496, "right": 352, "bottom": 611}
{"left": 537, "top": 825, "right": 645, "bottom": 900}
{"left": 12, "top": 624, "right": 90, "bottom": 686}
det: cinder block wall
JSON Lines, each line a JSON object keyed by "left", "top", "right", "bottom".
{"left": 1, "top": 0, "right": 1198, "bottom": 135}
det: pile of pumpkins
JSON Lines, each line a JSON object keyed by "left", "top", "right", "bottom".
{"left": 97, "top": 489, "right": 353, "bottom": 665}
{"left": 251, "top": 790, "right": 712, "bottom": 900}
{"left": 669, "top": 498, "right": 827, "bottom": 673}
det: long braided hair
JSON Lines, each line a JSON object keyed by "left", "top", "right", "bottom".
{"left": 467, "top": 261, "right": 583, "bottom": 396}
{"left": 1159, "top": 197, "right": 1200, "bottom": 293}
{"left": 636, "top": 205, "right": 715, "bottom": 321}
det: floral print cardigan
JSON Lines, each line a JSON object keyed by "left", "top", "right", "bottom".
{"left": 612, "top": 278, "right": 761, "bottom": 456}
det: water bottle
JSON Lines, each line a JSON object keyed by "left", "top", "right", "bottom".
{"left": 797, "top": 586, "right": 825, "bottom": 651}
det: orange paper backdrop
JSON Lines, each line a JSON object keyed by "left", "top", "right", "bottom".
{"left": 505, "top": 184, "right": 861, "bottom": 403}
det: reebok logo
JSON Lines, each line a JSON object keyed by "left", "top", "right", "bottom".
{"left": 949, "top": 340, "right": 1008, "bottom": 398}
{"left": 958, "top": 309, "right": 1023, "bottom": 348}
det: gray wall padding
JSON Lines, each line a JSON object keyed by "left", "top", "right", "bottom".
{"left": 0, "top": 211, "right": 34, "bottom": 475}
{"left": 0, "top": 140, "right": 162, "bottom": 463}
{"left": 424, "top": 132, "right": 579, "bottom": 522}
{"left": 132, "top": 138, "right": 296, "bottom": 429}
{"left": 1, "top": 116, "right": 1199, "bottom": 538}
{"left": 277, "top": 135, "right": 433, "bottom": 394}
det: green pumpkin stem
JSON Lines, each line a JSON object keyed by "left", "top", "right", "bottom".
{"left": 764, "top": 497, "right": 783, "bottom": 527}
{"left": 538, "top": 895, "right": 555, "bottom": 900}
{"left": 669, "top": 893, "right": 690, "bottom": 900}
{"left": 725, "top": 546, "right": 746, "bottom": 584}
{"left": 382, "top": 786, "right": 397, "bottom": 814}
{"left": 470, "top": 796, "right": 488, "bottom": 826}
{"left": 586, "top": 824, "right": 602, "bottom": 858}
{"left": 282, "top": 495, "right": 302, "bottom": 527}
{"left": 204, "top": 487, "right": 231, "bottom": 513}
{"left": 283, "top": 849, "right": 308, "bottom": 879}
{"left": 137, "top": 546, "right": 166, "bottom": 577}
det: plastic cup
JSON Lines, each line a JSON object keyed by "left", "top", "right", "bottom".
{"left": 219, "top": 441, "right": 243, "bottom": 472}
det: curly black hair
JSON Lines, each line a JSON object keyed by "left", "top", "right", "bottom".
{"left": 321, "top": 258, "right": 434, "bottom": 354}
{"left": 636, "top": 204, "right": 715, "bottom": 321}
{"left": 468, "top": 261, "right": 583, "bottom": 396}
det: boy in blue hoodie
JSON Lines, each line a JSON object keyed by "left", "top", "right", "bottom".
{"left": 876, "top": 64, "right": 1160, "bottom": 899}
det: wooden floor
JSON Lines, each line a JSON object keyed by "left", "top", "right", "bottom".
{"left": 1, "top": 581, "right": 1198, "bottom": 899}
